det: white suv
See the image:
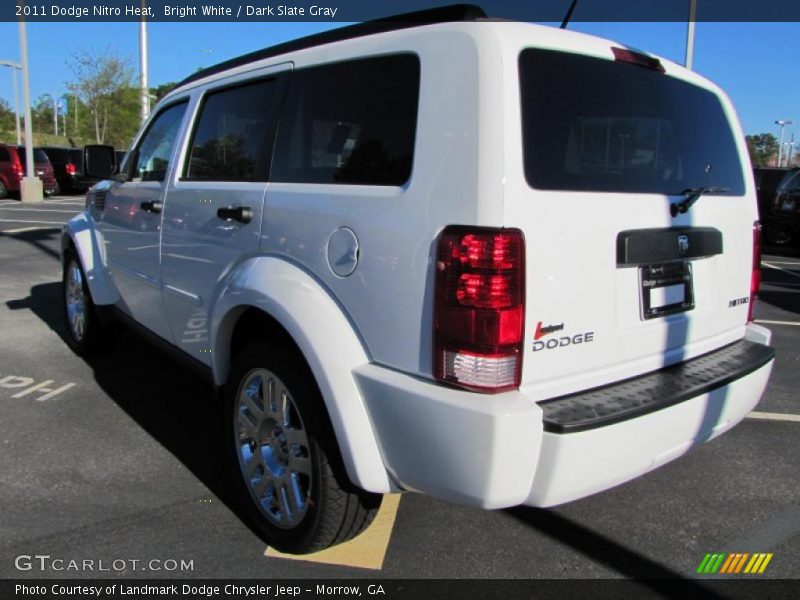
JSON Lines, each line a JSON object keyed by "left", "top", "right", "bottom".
{"left": 62, "top": 6, "right": 775, "bottom": 553}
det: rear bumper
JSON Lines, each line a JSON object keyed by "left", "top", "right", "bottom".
{"left": 355, "top": 325, "right": 773, "bottom": 509}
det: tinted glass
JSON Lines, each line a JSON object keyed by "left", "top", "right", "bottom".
{"left": 519, "top": 49, "right": 745, "bottom": 195}
{"left": 135, "top": 102, "right": 187, "bottom": 182}
{"left": 778, "top": 170, "right": 800, "bottom": 192}
{"left": 186, "top": 79, "right": 274, "bottom": 181}
{"left": 18, "top": 149, "right": 50, "bottom": 166}
{"left": 42, "top": 148, "right": 69, "bottom": 163}
{"left": 68, "top": 149, "right": 84, "bottom": 169}
{"left": 272, "top": 54, "right": 420, "bottom": 186}
{"left": 0, "top": 148, "right": 9, "bottom": 161}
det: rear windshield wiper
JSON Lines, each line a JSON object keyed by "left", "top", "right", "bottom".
{"left": 670, "top": 186, "right": 729, "bottom": 217}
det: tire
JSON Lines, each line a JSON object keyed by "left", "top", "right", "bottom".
{"left": 0, "top": 179, "right": 6, "bottom": 199}
{"left": 225, "top": 341, "right": 382, "bottom": 554}
{"left": 764, "top": 223, "right": 793, "bottom": 247}
{"left": 62, "top": 249, "right": 108, "bottom": 354}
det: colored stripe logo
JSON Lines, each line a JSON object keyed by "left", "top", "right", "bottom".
{"left": 697, "top": 552, "right": 773, "bottom": 574}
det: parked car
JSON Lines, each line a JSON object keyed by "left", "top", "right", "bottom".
{"left": 62, "top": 5, "right": 775, "bottom": 554}
{"left": 0, "top": 144, "right": 58, "bottom": 198}
{"left": 756, "top": 167, "right": 800, "bottom": 247}
{"left": 41, "top": 146, "right": 101, "bottom": 195}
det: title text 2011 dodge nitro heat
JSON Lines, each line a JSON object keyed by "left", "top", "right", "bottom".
{"left": 62, "top": 6, "right": 775, "bottom": 553}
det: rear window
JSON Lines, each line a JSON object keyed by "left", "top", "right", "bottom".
{"left": 43, "top": 148, "right": 69, "bottom": 162}
{"left": 68, "top": 149, "right": 84, "bottom": 169}
{"left": 519, "top": 49, "right": 745, "bottom": 195}
{"left": 18, "top": 149, "right": 51, "bottom": 166}
{"left": 271, "top": 54, "right": 420, "bottom": 186}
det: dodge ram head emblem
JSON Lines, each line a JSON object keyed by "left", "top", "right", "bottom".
{"left": 678, "top": 235, "right": 690, "bottom": 255}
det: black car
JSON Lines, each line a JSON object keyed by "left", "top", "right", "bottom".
{"left": 754, "top": 167, "right": 800, "bottom": 247}
{"left": 40, "top": 146, "right": 102, "bottom": 195}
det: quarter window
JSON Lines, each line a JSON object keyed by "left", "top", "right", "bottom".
{"left": 271, "top": 54, "right": 420, "bottom": 186}
{"left": 134, "top": 102, "right": 188, "bottom": 182}
{"left": 185, "top": 80, "right": 275, "bottom": 181}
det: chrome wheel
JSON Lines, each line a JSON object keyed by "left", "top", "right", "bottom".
{"left": 235, "top": 368, "right": 312, "bottom": 529}
{"left": 65, "top": 260, "right": 86, "bottom": 342}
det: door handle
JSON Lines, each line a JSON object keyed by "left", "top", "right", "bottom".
{"left": 140, "top": 200, "right": 163, "bottom": 214}
{"left": 216, "top": 206, "right": 253, "bottom": 224}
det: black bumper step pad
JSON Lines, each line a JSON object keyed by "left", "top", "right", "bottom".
{"left": 539, "top": 340, "right": 775, "bottom": 433}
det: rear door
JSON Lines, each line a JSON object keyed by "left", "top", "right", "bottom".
{"left": 509, "top": 48, "right": 753, "bottom": 397}
{"left": 160, "top": 66, "right": 288, "bottom": 364}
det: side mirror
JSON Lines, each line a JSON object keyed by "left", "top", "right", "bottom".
{"left": 84, "top": 145, "right": 117, "bottom": 179}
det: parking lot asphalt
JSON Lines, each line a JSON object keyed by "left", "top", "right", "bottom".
{"left": 0, "top": 197, "right": 798, "bottom": 584}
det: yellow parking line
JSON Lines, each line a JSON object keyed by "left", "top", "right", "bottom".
{"left": 265, "top": 493, "right": 401, "bottom": 570}
{"left": 747, "top": 411, "right": 800, "bottom": 423}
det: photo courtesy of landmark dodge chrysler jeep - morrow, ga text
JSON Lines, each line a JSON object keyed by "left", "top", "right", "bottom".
{"left": 61, "top": 5, "right": 775, "bottom": 553}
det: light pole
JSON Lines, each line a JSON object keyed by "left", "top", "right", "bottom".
{"left": 41, "top": 93, "right": 59, "bottom": 136}
{"left": 139, "top": 0, "right": 150, "bottom": 122}
{"left": 775, "top": 120, "right": 793, "bottom": 168}
{"left": 18, "top": 7, "right": 42, "bottom": 202}
{"left": 0, "top": 60, "right": 22, "bottom": 144}
{"left": 685, "top": 0, "right": 697, "bottom": 70}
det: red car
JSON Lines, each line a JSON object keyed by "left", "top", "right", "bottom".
{"left": 0, "top": 144, "right": 59, "bottom": 198}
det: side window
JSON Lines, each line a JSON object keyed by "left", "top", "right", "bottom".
{"left": 0, "top": 148, "right": 9, "bottom": 162}
{"left": 271, "top": 54, "right": 420, "bottom": 186}
{"left": 134, "top": 102, "right": 188, "bottom": 182}
{"left": 185, "top": 79, "right": 275, "bottom": 181}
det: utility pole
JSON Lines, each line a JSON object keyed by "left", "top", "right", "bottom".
{"left": 685, "top": 0, "right": 697, "bottom": 70}
{"left": 139, "top": 0, "right": 150, "bottom": 122}
{"left": 775, "top": 120, "right": 793, "bottom": 168}
{"left": 18, "top": 6, "right": 42, "bottom": 202}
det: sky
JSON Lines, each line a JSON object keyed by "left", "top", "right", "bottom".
{"left": 0, "top": 19, "right": 797, "bottom": 142}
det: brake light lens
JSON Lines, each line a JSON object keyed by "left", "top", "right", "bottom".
{"left": 12, "top": 163, "right": 23, "bottom": 178}
{"left": 66, "top": 162, "right": 77, "bottom": 175}
{"left": 611, "top": 47, "right": 666, "bottom": 73}
{"left": 434, "top": 226, "right": 525, "bottom": 393}
{"left": 749, "top": 221, "right": 761, "bottom": 323}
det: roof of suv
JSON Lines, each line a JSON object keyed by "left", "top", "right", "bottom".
{"left": 178, "top": 4, "right": 487, "bottom": 88}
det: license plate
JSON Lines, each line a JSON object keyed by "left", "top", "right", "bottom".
{"left": 640, "top": 262, "right": 694, "bottom": 319}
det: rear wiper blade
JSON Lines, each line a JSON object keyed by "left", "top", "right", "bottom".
{"left": 670, "top": 186, "right": 729, "bottom": 217}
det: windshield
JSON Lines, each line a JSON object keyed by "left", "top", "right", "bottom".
{"left": 519, "top": 49, "right": 745, "bottom": 195}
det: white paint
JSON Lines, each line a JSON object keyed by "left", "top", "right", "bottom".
{"left": 0, "top": 208, "right": 81, "bottom": 214}
{"left": 762, "top": 262, "right": 800, "bottom": 280}
{"left": 0, "top": 375, "right": 76, "bottom": 401}
{"left": 0, "top": 219, "right": 64, "bottom": 225}
{"left": 747, "top": 411, "right": 800, "bottom": 423}
{"left": 3, "top": 226, "right": 62, "bottom": 233}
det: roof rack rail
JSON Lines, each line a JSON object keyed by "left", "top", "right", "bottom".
{"left": 177, "top": 4, "right": 488, "bottom": 88}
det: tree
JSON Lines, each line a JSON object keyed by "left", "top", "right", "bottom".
{"left": 745, "top": 133, "right": 779, "bottom": 167}
{"left": 67, "top": 47, "right": 134, "bottom": 144}
{"left": 151, "top": 81, "right": 178, "bottom": 103}
{"left": 0, "top": 97, "right": 15, "bottom": 133}
{"left": 32, "top": 94, "right": 57, "bottom": 135}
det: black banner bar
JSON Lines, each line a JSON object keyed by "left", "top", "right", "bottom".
{"left": 5, "top": 0, "right": 800, "bottom": 23}
{"left": 2, "top": 579, "right": 800, "bottom": 600}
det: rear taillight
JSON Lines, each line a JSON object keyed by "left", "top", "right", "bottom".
{"left": 749, "top": 221, "right": 761, "bottom": 323}
{"left": 434, "top": 226, "right": 525, "bottom": 393}
{"left": 65, "top": 163, "right": 77, "bottom": 175}
{"left": 12, "top": 163, "right": 23, "bottom": 178}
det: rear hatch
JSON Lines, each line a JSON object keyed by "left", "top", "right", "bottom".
{"left": 509, "top": 47, "right": 754, "bottom": 398}
{"left": 19, "top": 148, "right": 57, "bottom": 187}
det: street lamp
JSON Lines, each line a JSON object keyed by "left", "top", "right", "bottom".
{"left": 775, "top": 119, "right": 793, "bottom": 168}
{"left": 0, "top": 60, "right": 22, "bottom": 144}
